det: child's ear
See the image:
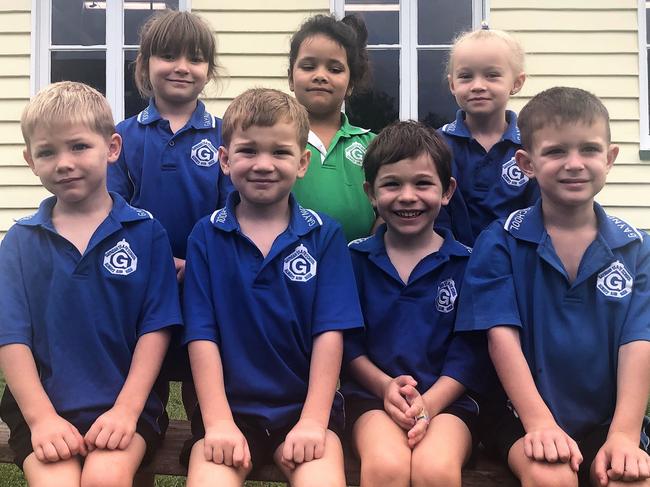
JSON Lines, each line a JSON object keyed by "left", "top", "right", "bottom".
{"left": 447, "top": 74, "right": 456, "bottom": 96}
{"left": 442, "top": 177, "right": 457, "bottom": 206}
{"left": 515, "top": 148, "right": 535, "bottom": 179}
{"left": 106, "top": 133, "right": 122, "bottom": 164}
{"left": 510, "top": 72, "right": 526, "bottom": 96}
{"left": 605, "top": 143, "right": 619, "bottom": 173}
{"left": 288, "top": 69, "right": 295, "bottom": 92}
{"left": 218, "top": 146, "right": 231, "bottom": 175}
{"left": 296, "top": 149, "right": 310, "bottom": 179}
{"left": 363, "top": 181, "right": 377, "bottom": 207}
{"left": 23, "top": 148, "right": 37, "bottom": 176}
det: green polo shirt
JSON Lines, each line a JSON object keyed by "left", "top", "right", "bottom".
{"left": 293, "top": 114, "right": 376, "bottom": 242}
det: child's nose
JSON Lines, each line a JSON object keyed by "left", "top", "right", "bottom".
{"left": 174, "top": 57, "right": 190, "bottom": 73}
{"left": 564, "top": 152, "right": 585, "bottom": 170}
{"left": 55, "top": 154, "right": 74, "bottom": 172}
{"left": 398, "top": 185, "right": 417, "bottom": 201}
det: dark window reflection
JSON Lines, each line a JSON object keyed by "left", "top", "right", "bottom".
{"left": 124, "top": 1, "right": 179, "bottom": 45}
{"left": 647, "top": 9, "right": 650, "bottom": 44}
{"left": 345, "top": 9, "right": 399, "bottom": 45}
{"left": 418, "top": 0, "right": 472, "bottom": 45}
{"left": 52, "top": 0, "right": 105, "bottom": 45}
{"left": 51, "top": 51, "right": 106, "bottom": 95}
{"left": 418, "top": 50, "right": 457, "bottom": 129}
{"left": 347, "top": 0, "right": 397, "bottom": 4}
{"left": 124, "top": 49, "right": 148, "bottom": 119}
{"left": 347, "top": 49, "right": 399, "bottom": 133}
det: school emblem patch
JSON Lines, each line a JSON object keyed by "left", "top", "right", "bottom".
{"left": 436, "top": 278, "right": 458, "bottom": 313}
{"left": 344, "top": 141, "right": 366, "bottom": 166}
{"left": 103, "top": 239, "right": 138, "bottom": 276}
{"left": 597, "top": 260, "right": 633, "bottom": 299}
{"left": 191, "top": 139, "right": 218, "bottom": 167}
{"left": 501, "top": 157, "right": 529, "bottom": 187}
{"left": 283, "top": 244, "right": 317, "bottom": 282}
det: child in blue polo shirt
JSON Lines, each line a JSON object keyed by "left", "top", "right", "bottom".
{"left": 456, "top": 87, "right": 650, "bottom": 487}
{"left": 342, "top": 121, "right": 487, "bottom": 487}
{"left": 0, "top": 82, "right": 181, "bottom": 486}
{"left": 440, "top": 27, "right": 539, "bottom": 245}
{"left": 181, "top": 88, "right": 363, "bottom": 486}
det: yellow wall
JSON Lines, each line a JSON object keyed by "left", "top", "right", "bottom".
{"left": 492, "top": 0, "right": 650, "bottom": 230}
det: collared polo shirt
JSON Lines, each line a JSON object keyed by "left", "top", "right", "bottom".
{"left": 0, "top": 193, "right": 182, "bottom": 432}
{"left": 108, "top": 99, "right": 233, "bottom": 259}
{"left": 340, "top": 226, "right": 488, "bottom": 410}
{"left": 292, "top": 114, "right": 375, "bottom": 242}
{"left": 439, "top": 110, "right": 539, "bottom": 243}
{"left": 183, "top": 192, "right": 363, "bottom": 429}
{"left": 456, "top": 201, "right": 650, "bottom": 437}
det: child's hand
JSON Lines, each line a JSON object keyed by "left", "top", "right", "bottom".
{"left": 84, "top": 404, "right": 138, "bottom": 451}
{"left": 592, "top": 432, "right": 650, "bottom": 486}
{"left": 203, "top": 419, "right": 251, "bottom": 468}
{"left": 383, "top": 375, "right": 418, "bottom": 430}
{"left": 281, "top": 418, "right": 327, "bottom": 470}
{"left": 401, "top": 384, "right": 430, "bottom": 448}
{"left": 523, "top": 423, "right": 582, "bottom": 471}
{"left": 31, "top": 412, "right": 87, "bottom": 462}
{"left": 174, "top": 257, "right": 186, "bottom": 282}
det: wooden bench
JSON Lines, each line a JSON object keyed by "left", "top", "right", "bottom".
{"left": 0, "top": 419, "right": 518, "bottom": 486}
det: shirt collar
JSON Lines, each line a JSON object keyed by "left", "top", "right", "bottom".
{"left": 15, "top": 192, "right": 152, "bottom": 229}
{"left": 210, "top": 191, "right": 323, "bottom": 237}
{"left": 137, "top": 99, "right": 216, "bottom": 130}
{"left": 441, "top": 109, "right": 521, "bottom": 144}
{"left": 307, "top": 113, "right": 370, "bottom": 157}
{"left": 503, "top": 199, "right": 644, "bottom": 249}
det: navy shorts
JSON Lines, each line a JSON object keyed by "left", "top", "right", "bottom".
{"left": 0, "top": 387, "right": 166, "bottom": 469}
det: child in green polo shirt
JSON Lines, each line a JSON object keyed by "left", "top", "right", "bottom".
{"left": 289, "top": 14, "right": 376, "bottom": 242}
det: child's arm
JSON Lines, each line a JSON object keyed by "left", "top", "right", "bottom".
{"left": 592, "top": 340, "right": 650, "bottom": 486}
{"left": 488, "top": 326, "right": 582, "bottom": 471}
{"left": 189, "top": 339, "right": 250, "bottom": 469}
{"left": 0, "top": 344, "right": 87, "bottom": 462}
{"left": 84, "top": 329, "right": 170, "bottom": 451}
{"left": 282, "top": 330, "right": 342, "bottom": 469}
{"left": 348, "top": 355, "right": 417, "bottom": 430}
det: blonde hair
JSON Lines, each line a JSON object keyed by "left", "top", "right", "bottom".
{"left": 135, "top": 10, "right": 218, "bottom": 98}
{"left": 221, "top": 88, "right": 310, "bottom": 149}
{"left": 447, "top": 28, "right": 525, "bottom": 76}
{"left": 21, "top": 81, "right": 115, "bottom": 148}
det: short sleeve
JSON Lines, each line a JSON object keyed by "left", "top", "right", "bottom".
{"left": 312, "top": 223, "right": 363, "bottom": 336}
{"left": 441, "top": 331, "right": 493, "bottom": 394}
{"left": 620, "top": 237, "right": 650, "bottom": 345}
{"left": 183, "top": 221, "right": 220, "bottom": 345}
{"left": 0, "top": 228, "right": 33, "bottom": 347}
{"left": 455, "top": 221, "right": 522, "bottom": 332}
{"left": 138, "top": 221, "right": 182, "bottom": 336}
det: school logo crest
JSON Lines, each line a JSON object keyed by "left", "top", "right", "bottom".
{"left": 283, "top": 244, "right": 317, "bottom": 282}
{"left": 596, "top": 260, "right": 633, "bottom": 299}
{"left": 103, "top": 239, "right": 138, "bottom": 276}
{"left": 501, "top": 158, "right": 528, "bottom": 187}
{"left": 345, "top": 141, "right": 366, "bottom": 166}
{"left": 436, "top": 278, "right": 458, "bottom": 313}
{"left": 191, "top": 139, "right": 219, "bottom": 167}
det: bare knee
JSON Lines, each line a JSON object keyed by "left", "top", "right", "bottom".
{"left": 411, "top": 456, "right": 462, "bottom": 487}
{"left": 520, "top": 461, "right": 578, "bottom": 487}
{"left": 80, "top": 464, "right": 136, "bottom": 487}
{"left": 359, "top": 446, "right": 410, "bottom": 487}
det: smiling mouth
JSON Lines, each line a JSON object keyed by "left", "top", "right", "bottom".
{"left": 57, "top": 177, "right": 81, "bottom": 184}
{"left": 307, "top": 88, "right": 332, "bottom": 94}
{"left": 167, "top": 79, "right": 192, "bottom": 84}
{"left": 394, "top": 210, "right": 424, "bottom": 218}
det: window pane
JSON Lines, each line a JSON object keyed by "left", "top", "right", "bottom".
{"left": 418, "top": 0, "right": 472, "bottom": 45}
{"left": 124, "top": 50, "right": 148, "bottom": 119}
{"left": 51, "top": 51, "right": 106, "bottom": 96}
{"left": 647, "top": 50, "right": 650, "bottom": 132}
{"left": 647, "top": 8, "right": 650, "bottom": 44}
{"left": 344, "top": 9, "right": 399, "bottom": 45}
{"left": 418, "top": 50, "right": 457, "bottom": 128}
{"left": 347, "top": 0, "right": 397, "bottom": 4}
{"left": 346, "top": 49, "right": 399, "bottom": 133}
{"left": 124, "top": 0, "right": 180, "bottom": 45}
{"left": 52, "top": 0, "right": 105, "bottom": 45}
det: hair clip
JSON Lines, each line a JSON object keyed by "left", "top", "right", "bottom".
{"left": 481, "top": 21, "right": 490, "bottom": 30}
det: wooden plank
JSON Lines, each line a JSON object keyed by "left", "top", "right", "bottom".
{"left": 0, "top": 186, "right": 49, "bottom": 208}
{"left": 600, "top": 207, "right": 650, "bottom": 232}
{"left": 201, "top": 11, "right": 322, "bottom": 33}
{"left": 0, "top": 56, "right": 30, "bottom": 77}
{"left": 491, "top": 9, "right": 637, "bottom": 31}
{"left": 0, "top": 145, "right": 27, "bottom": 166}
{"left": 519, "top": 76, "right": 638, "bottom": 99}
{"left": 512, "top": 32, "right": 637, "bottom": 54}
{"left": 0, "top": 99, "right": 28, "bottom": 121}
{"left": 0, "top": 208, "right": 35, "bottom": 232}
{"left": 616, "top": 143, "right": 644, "bottom": 164}
{"left": 0, "top": 121, "right": 24, "bottom": 145}
{"left": 608, "top": 163, "right": 650, "bottom": 183}
{"left": 0, "top": 77, "right": 30, "bottom": 99}
{"left": 598, "top": 184, "right": 650, "bottom": 206}
{"left": 217, "top": 32, "right": 292, "bottom": 55}
{"left": 508, "top": 98, "right": 639, "bottom": 122}
{"left": 525, "top": 53, "right": 638, "bottom": 76}
{"left": 217, "top": 77, "right": 290, "bottom": 99}
{"left": 0, "top": 166, "right": 40, "bottom": 186}
{"left": 196, "top": 0, "right": 327, "bottom": 10}
{"left": 220, "top": 54, "right": 289, "bottom": 77}
{"left": 0, "top": 12, "right": 29, "bottom": 33}
{"left": 493, "top": 0, "right": 635, "bottom": 9}
{"left": 0, "top": 0, "right": 31, "bottom": 12}
{"left": 0, "top": 33, "right": 29, "bottom": 55}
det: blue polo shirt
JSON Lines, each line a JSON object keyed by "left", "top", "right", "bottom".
{"left": 439, "top": 110, "right": 540, "bottom": 244}
{"left": 340, "top": 226, "right": 488, "bottom": 411}
{"left": 183, "top": 192, "right": 363, "bottom": 429}
{"left": 0, "top": 193, "right": 182, "bottom": 433}
{"left": 455, "top": 201, "right": 650, "bottom": 438}
{"left": 108, "top": 99, "right": 233, "bottom": 259}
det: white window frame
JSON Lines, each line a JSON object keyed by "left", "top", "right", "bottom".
{"left": 331, "top": 0, "right": 489, "bottom": 121}
{"left": 638, "top": 0, "right": 650, "bottom": 151}
{"left": 31, "top": 0, "right": 191, "bottom": 122}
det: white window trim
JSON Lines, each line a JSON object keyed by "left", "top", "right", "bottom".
{"left": 331, "top": 0, "right": 488, "bottom": 121}
{"left": 31, "top": 0, "right": 190, "bottom": 122}
{"left": 638, "top": 0, "right": 650, "bottom": 150}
